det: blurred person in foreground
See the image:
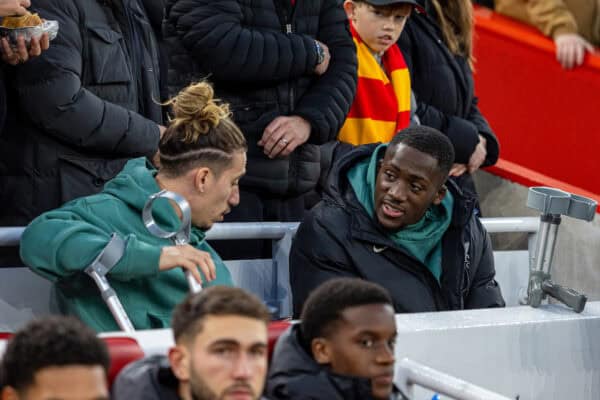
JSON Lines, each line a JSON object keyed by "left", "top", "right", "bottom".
{"left": 495, "top": 0, "right": 599, "bottom": 69}
{"left": 20, "top": 81, "right": 246, "bottom": 331}
{"left": 112, "top": 286, "right": 270, "bottom": 400}
{"left": 0, "top": 316, "right": 110, "bottom": 400}
{"left": 267, "top": 278, "right": 407, "bottom": 400}
{"left": 290, "top": 126, "right": 505, "bottom": 316}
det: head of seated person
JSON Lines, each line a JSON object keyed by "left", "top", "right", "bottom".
{"left": 0, "top": 316, "right": 110, "bottom": 400}
{"left": 157, "top": 81, "right": 248, "bottom": 230}
{"left": 268, "top": 278, "right": 398, "bottom": 400}
{"left": 343, "top": 0, "right": 415, "bottom": 55}
{"left": 374, "top": 125, "right": 454, "bottom": 232}
{"left": 167, "top": 286, "right": 271, "bottom": 400}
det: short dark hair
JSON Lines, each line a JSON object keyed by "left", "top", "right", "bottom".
{"left": 0, "top": 316, "right": 110, "bottom": 391}
{"left": 172, "top": 286, "right": 271, "bottom": 343}
{"left": 389, "top": 125, "right": 455, "bottom": 176}
{"left": 300, "top": 278, "right": 393, "bottom": 346}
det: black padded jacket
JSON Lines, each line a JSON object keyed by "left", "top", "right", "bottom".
{"left": 290, "top": 144, "right": 505, "bottom": 317}
{"left": 0, "top": 0, "right": 163, "bottom": 225}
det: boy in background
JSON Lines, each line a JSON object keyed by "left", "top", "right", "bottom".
{"left": 338, "top": 0, "right": 420, "bottom": 145}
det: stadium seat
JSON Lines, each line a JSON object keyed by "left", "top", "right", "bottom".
{"left": 102, "top": 336, "right": 145, "bottom": 386}
{"left": 268, "top": 320, "right": 291, "bottom": 361}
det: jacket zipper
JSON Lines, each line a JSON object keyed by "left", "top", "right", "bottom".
{"left": 281, "top": 8, "right": 295, "bottom": 112}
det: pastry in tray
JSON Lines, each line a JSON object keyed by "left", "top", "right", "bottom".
{"left": 0, "top": 12, "right": 58, "bottom": 50}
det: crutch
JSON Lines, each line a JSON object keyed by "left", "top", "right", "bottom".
{"left": 84, "top": 233, "right": 135, "bottom": 332}
{"left": 142, "top": 190, "right": 202, "bottom": 293}
{"left": 526, "top": 187, "right": 597, "bottom": 313}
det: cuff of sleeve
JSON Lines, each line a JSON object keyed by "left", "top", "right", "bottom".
{"left": 110, "top": 236, "right": 162, "bottom": 280}
{"left": 117, "top": 115, "right": 160, "bottom": 158}
{"left": 445, "top": 117, "right": 480, "bottom": 164}
{"left": 552, "top": 24, "right": 578, "bottom": 39}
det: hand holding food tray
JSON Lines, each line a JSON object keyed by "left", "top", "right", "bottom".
{"left": 0, "top": 12, "right": 58, "bottom": 51}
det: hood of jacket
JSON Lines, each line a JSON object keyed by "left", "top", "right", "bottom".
{"left": 102, "top": 157, "right": 207, "bottom": 241}
{"left": 268, "top": 325, "right": 406, "bottom": 400}
{"left": 323, "top": 144, "right": 476, "bottom": 234}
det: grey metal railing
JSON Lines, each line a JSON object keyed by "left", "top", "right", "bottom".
{"left": 0, "top": 218, "right": 542, "bottom": 247}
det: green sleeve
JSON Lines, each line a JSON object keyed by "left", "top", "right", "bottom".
{"left": 20, "top": 202, "right": 162, "bottom": 282}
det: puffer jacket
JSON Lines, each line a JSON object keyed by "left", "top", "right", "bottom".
{"left": 290, "top": 144, "right": 505, "bottom": 317}
{"left": 495, "top": 0, "right": 600, "bottom": 45}
{"left": 163, "top": 0, "right": 357, "bottom": 196}
{"left": 267, "top": 324, "right": 409, "bottom": 400}
{"left": 0, "top": 0, "right": 163, "bottom": 226}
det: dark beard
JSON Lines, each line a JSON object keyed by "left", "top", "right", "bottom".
{"left": 189, "top": 372, "right": 219, "bottom": 400}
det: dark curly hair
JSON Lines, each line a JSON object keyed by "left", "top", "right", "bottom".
{"left": 0, "top": 316, "right": 110, "bottom": 391}
{"left": 172, "top": 286, "right": 271, "bottom": 343}
{"left": 300, "top": 278, "right": 393, "bottom": 347}
{"left": 390, "top": 125, "right": 455, "bottom": 176}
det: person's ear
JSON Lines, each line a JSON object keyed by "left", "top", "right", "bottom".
{"left": 432, "top": 183, "right": 447, "bottom": 206}
{"left": 343, "top": 0, "right": 356, "bottom": 20}
{"left": 311, "top": 338, "right": 333, "bottom": 365}
{"left": 1, "top": 386, "right": 20, "bottom": 400}
{"left": 193, "top": 167, "right": 211, "bottom": 194}
{"left": 168, "top": 345, "right": 191, "bottom": 382}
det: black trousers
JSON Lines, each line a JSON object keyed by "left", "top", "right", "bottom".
{"left": 209, "top": 188, "right": 306, "bottom": 260}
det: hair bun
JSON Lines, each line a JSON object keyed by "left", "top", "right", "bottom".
{"left": 166, "top": 81, "right": 231, "bottom": 143}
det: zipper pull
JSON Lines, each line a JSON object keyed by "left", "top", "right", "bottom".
{"left": 285, "top": 23, "right": 292, "bottom": 34}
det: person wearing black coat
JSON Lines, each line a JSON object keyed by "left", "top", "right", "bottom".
{"left": 268, "top": 278, "right": 409, "bottom": 400}
{"left": 0, "top": 0, "right": 164, "bottom": 227}
{"left": 397, "top": 0, "right": 499, "bottom": 200}
{"left": 163, "top": 0, "right": 357, "bottom": 258}
{"left": 290, "top": 126, "right": 505, "bottom": 317}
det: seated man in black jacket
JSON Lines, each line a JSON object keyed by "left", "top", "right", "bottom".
{"left": 112, "top": 286, "right": 271, "bottom": 400}
{"left": 267, "top": 278, "right": 407, "bottom": 400}
{"left": 290, "top": 125, "right": 505, "bottom": 316}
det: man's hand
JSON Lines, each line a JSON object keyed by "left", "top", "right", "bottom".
{"left": 159, "top": 245, "right": 216, "bottom": 284}
{"left": 467, "top": 135, "right": 487, "bottom": 173}
{"left": 1, "top": 33, "right": 49, "bottom": 65}
{"left": 0, "top": 0, "right": 30, "bottom": 17}
{"left": 314, "top": 40, "right": 331, "bottom": 76}
{"left": 449, "top": 163, "right": 467, "bottom": 177}
{"left": 258, "top": 116, "right": 311, "bottom": 158}
{"left": 554, "top": 33, "right": 595, "bottom": 69}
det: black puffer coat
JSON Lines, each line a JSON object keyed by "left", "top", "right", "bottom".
{"left": 0, "top": 0, "right": 163, "bottom": 226}
{"left": 290, "top": 144, "right": 505, "bottom": 317}
{"left": 398, "top": 2, "right": 499, "bottom": 197}
{"left": 267, "top": 325, "right": 408, "bottom": 400}
{"left": 163, "top": 0, "right": 357, "bottom": 195}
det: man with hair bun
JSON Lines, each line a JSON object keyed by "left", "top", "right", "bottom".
{"left": 20, "top": 81, "right": 247, "bottom": 332}
{"left": 290, "top": 125, "right": 505, "bottom": 316}
{"left": 164, "top": 0, "right": 358, "bottom": 259}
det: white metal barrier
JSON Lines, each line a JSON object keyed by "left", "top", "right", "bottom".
{"left": 396, "top": 358, "right": 513, "bottom": 400}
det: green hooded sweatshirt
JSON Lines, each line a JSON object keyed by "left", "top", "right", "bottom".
{"left": 21, "top": 158, "right": 233, "bottom": 332}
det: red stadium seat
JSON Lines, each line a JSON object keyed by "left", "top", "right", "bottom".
{"left": 268, "top": 320, "right": 291, "bottom": 361}
{"left": 102, "top": 336, "right": 145, "bottom": 386}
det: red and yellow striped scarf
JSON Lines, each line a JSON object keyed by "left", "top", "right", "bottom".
{"left": 338, "top": 24, "right": 411, "bottom": 145}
